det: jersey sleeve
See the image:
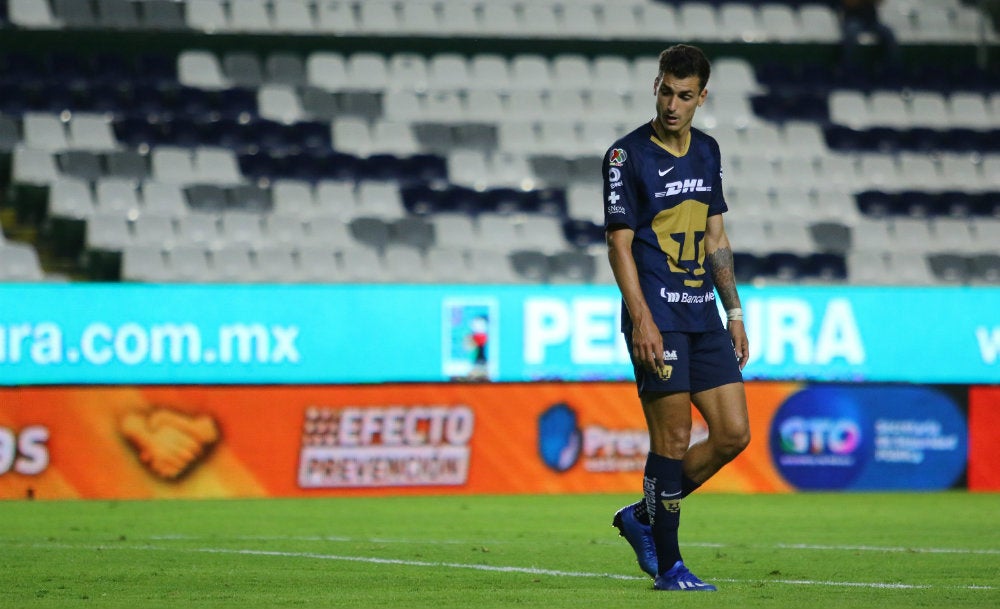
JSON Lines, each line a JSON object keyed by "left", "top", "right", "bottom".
{"left": 602, "top": 144, "right": 639, "bottom": 231}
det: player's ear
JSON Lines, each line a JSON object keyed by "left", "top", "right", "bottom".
{"left": 653, "top": 75, "right": 660, "bottom": 95}
{"left": 698, "top": 87, "right": 707, "bottom": 106}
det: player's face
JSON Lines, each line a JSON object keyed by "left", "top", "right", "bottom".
{"left": 653, "top": 73, "right": 706, "bottom": 137}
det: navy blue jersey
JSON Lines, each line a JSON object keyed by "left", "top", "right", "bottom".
{"left": 603, "top": 122, "right": 728, "bottom": 333}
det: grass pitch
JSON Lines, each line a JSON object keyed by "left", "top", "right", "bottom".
{"left": 1, "top": 492, "right": 997, "bottom": 608}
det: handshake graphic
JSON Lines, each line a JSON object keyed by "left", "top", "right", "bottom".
{"left": 120, "top": 407, "right": 220, "bottom": 480}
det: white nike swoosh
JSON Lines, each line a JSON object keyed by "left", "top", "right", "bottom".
{"left": 658, "top": 167, "right": 674, "bottom": 176}
{"left": 660, "top": 490, "right": 682, "bottom": 498}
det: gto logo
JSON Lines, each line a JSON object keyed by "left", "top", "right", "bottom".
{"left": 779, "top": 417, "right": 861, "bottom": 456}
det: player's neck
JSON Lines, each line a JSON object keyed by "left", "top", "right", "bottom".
{"left": 650, "top": 119, "right": 691, "bottom": 156}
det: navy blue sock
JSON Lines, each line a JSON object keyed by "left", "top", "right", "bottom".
{"left": 643, "top": 452, "right": 684, "bottom": 574}
{"left": 681, "top": 474, "right": 702, "bottom": 498}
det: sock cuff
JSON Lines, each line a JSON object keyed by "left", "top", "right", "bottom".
{"left": 646, "top": 451, "right": 684, "bottom": 472}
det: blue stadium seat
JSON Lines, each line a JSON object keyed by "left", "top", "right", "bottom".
{"left": 84, "top": 82, "right": 127, "bottom": 115}
{"left": 971, "top": 193, "right": 1000, "bottom": 217}
{"left": 205, "top": 118, "right": 254, "bottom": 152}
{"left": 751, "top": 92, "right": 828, "bottom": 122}
{"left": 867, "top": 127, "right": 903, "bottom": 153}
{"left": 126, "top": 83, "right": 173, "bottom": 119}
{"left": 91, "top": 53, "right": 134, "bottom": 86}
{"left": 824, "top": 125, "right": 868, "bottom": 151}
{"left": 52, "top": 0, "right": 99, "bottom": 28}
{"left": 353, "top": 152, "right": 447, "bottom": 186}
{"left": 238, "top": 151, "right": 282, "bottom": 182}
{"left": 403, "top": 154, "right": 448, "bottom": 184}
{"left": 229, "top": 184, "right": 273, "bottom": 212}
{"left": 906, "top": 63, "right": 955, "bottom": 93}
{"left": 928, "top": 253, "right": 972, "bottom": 283}
{"left": 97, "top": 0, "right": 140, "bottom": 29}
{"left": 174, "top": 86, "right": 214, "bottom": 117}
{"left": 484, "top": 187, "right": 532, "bottom": 215}
{"left": 898, "top": 128, "right": 943, "bottom": 152}
{"left": 400, "top": 184, "right": 449, "bottom": 215}
{"left": 45, "top": 52, "right": 92, "bottom": 88}
{"left": 734, "top": 252, "right": 764, "bottom": 284}
{"left": 105, "top": 150, "right": 149, "bottom": 181}
{"left": 754, "top": 60, "right": 793, "bottom": 91}
{"left": 855, "top": 190, "right": 897, "bottom": 218}
{"left": 113, "top": 116, "right": 164, "bottom": 148}
{"left": 58, "top": 151, "right": 103, "bottom": 181}
{"left": 943, "top": 128, "right": 988, "bottom": 153}
{"left": 0, "top": 82, "right": 28, "bottom": 114}
{"left": 34, "top": 82, "right": 77, "bottom": 113}
{"left": 970, "top": 254, "right": 1000, "bottom": 283}
{"left": 306, "top": 150, "right": 362, "bottom": 183}
{"left": 535, "top": 188, "right": 568, "bottom": 217}
{"left": 0, "top": 52, "right": 42, "bottom": 84}
{"left": 217, "top": 87, "right": 257, "bottom": 119}
{"left": 253, "top": 119, "right": 295, "bottom": 153}
{"left": 162, "top": 117, "right": 206, "bottom": 148}
{"left": 134, "top": 53, "right": 177, "bottom": 86}
{"left": 141, "top": 0, "right": 187, "bottom": 31}
{"left": 803, "top": 253, "right": 848, "bottom": 281}
{"left": 185, "top": 184, "right": 229, "bottom": 213}
{"left": 938, "top": 191, "right": 977, "bottom": 218}
{"left": 896, "top": 191, "right": 938, "bottom": 217}
{"left": 762, "top": 252, "right": 807, "bottom": 281}
{"left": 562, "top": 219, "right": 604, "bottom": 249}
{"left": 510, "top": 249, "right": 551, "bottom": 283}
{"left": 356, "top": 153, "right": 406, "bottom": 182}
{"left": 549, "top": 251, "right": 597, "bottom": 283}
{"left": 438, "top": 186, "right": 484, "bottom": 216}
{"left": 983, "top": 129, "right": 1000, "bottom": 153}
{"left": 798, "top": 62, "right": 837, "bottom": 93}
{"left": 289, "top": 120, "right": 332, "bottom": 152}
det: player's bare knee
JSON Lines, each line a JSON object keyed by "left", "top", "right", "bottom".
{"left": 716, "top": 428, "right": 750, "bottom": 461}
{"left": 650, "top": 428, "right": 692, "bottom": 459}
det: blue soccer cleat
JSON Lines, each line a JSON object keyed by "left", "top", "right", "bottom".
{"left": 653, "top": 560, "right": 718, "bottom": 591}
{"left": 612, "top": 503, "right": 657, "bottom": 578}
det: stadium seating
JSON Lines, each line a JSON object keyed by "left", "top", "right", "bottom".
{"left": 0, "top": 0, "right": 997, "bottom": 285}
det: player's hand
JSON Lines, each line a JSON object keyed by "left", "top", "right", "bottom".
{"left": 631, "top": 317, "right": 664, "bottom": 375}
{"left": 729, "top": 320, "right": 749, "bottom": 370}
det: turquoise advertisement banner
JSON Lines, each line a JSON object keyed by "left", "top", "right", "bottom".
{"left": 1, "top": 284, "right": 998, "bottom": 385}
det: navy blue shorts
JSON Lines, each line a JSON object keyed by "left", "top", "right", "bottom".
{"left": 625, "top": 329, "right": 743, "bottom": 395}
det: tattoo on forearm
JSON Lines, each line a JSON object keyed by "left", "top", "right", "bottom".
{"left": 708, "top": 246, "right": 741, "bottom": 310}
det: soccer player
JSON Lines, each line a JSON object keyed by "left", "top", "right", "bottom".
{"left": 603, "top": 44, "right": 750, "bottom": 592}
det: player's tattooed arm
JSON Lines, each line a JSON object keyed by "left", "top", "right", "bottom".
{"left": 711, "top": 243, "right": 750, "bottom": 368}
{"left": 708, "top": 245, "right": 741, "bottom": 311}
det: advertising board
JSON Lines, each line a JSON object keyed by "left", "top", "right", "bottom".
{"left": 3, "top": 284, "right": 1000, "bottom": 386}
{"left": 0, "top": 382, "right": 970, "bottom": 500}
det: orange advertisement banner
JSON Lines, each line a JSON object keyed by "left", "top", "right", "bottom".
{"left": 969, "top": 387, "right": 1000, "bottom": 491}
{"left": 0, "top": 383, "right": 796, "bottom": 500}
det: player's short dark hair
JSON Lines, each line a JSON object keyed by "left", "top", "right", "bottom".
{"left": 657, "top": 44, "right": 711, "bottom": 91}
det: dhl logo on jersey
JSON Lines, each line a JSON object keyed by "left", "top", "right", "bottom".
{"left": 654, "top": 178, "right": 711, "bottom": 198}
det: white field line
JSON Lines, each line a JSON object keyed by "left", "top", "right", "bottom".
{"left": 148, "top": 534, "right": 1000, "bottom": 556}
{"left": 770, "top": 542, "right": 1000, "bottom": 556}
{"left": 16, "top": 541, "right": 997, "bottom": 592}
{"left": 683, "top": 541, "right": 1000, "bottom": 556}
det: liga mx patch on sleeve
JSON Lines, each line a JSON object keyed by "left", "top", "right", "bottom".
{"left": 608, "top": 148, "right": 627, "bottom": 166}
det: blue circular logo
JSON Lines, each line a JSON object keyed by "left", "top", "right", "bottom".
{"left": 770, "top": 386, "right": 872, "bottom": 490}
{"left": 538, "top": 403, "right": 581, "bottom": 472}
